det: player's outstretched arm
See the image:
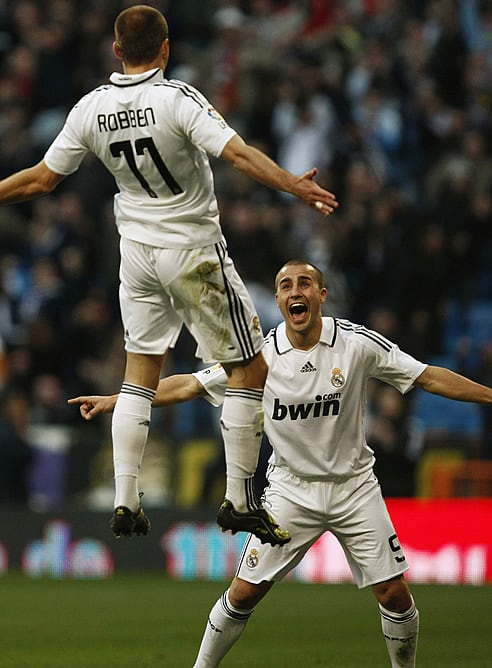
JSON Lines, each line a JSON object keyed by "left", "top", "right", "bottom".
{"left": 153, "top": 373, "right": 206, "bottom": 405}
{"left": 221, "top": 135, "right": 339, "bottom": 216}
{"left": 68, "top": 373, "right": 206, "bottom": 420}
{"left": 415, "top": 365, "right": 492, "bottom": 404}
{"left": 0, "top": 160, "right": 65, "bottom": 205}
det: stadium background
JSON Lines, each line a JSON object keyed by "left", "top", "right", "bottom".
{"left": 0, "top": 0, "right": 491, "bottom": 594}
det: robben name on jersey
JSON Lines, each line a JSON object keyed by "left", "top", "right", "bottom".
{"left": 97, "top": 106, "right": 156, "bottom": 132}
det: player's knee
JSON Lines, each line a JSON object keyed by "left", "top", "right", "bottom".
{"left": 224, "top": 352, "right": 268, "bottom": 388}
{"left": 245, "top": 352, "right": 268, "bottom": 386}
{"left": 228, "top": 577, "right": 271, "bottom": 609}
{"left": 372, "top": 575, "right": 413, "bottom": 613}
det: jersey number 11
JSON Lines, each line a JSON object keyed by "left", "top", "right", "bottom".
{"left": 110, "top": 137, "right": 183, "bottom": 198}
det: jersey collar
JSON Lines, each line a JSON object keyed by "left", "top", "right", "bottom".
{"left": 274, "top": 317, "right": 337, "bottom": 353}
{"left": 109, "top": 68, "right": 164, "bottom": 87}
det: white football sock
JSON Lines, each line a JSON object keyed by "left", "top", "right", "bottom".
{"left": 380, "top": 599, "right": 419, "bottom": 667}
{"left": 220, "top": 388, "right": 264, "bottom": 512}
{"left": 111, "top": 383, "right": 155, "bottom": 511}
{"left": 192, "top": 590, "right": 254, "bottom": 667}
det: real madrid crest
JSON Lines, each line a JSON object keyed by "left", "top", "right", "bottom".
{"left": 331, "top": 367, "right": 345, "bottom": 387}
{"left": 246, "top": 548, "right": 259, "bottom": 568}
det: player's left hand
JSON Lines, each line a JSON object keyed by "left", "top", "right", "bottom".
{"left": 296, "top": 167, "right": 339, "bottom": 216}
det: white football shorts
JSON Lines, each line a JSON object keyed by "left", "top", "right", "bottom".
{"left": 236, "top": 466, "right": 409, "bottom": 588}
{"left": 118, "top": 237, "right": 264, "bottom": 363}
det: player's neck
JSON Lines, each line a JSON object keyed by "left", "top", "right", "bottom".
{"left": 121, "top": 58, "right": 166, "bottom": 75}
{"left": 285, "top": 320, "right": 322, "bottom": 351}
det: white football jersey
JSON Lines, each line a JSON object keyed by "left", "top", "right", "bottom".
{"left": 194, "top": 317, "right": 427, "bottom": 481}
{"left": 44, "top": 68, "right": 237, "bottom": 249}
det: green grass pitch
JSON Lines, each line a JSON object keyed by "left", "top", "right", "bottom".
{"left": 0, "top": 574, "right": 490, "bottom": 667}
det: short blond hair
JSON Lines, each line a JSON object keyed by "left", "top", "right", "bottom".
{"left": 114, "top": 5, "right": 168, "bottom": 66}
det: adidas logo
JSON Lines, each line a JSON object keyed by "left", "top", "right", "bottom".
{"left": 300, "top": 361, "right": 317, "bottom": 373}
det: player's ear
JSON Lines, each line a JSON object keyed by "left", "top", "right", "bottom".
{"left": 320, "top": 287, "right": 327, "bottom": 304}
{"left": 113, "top": 41, "right": 122, "bottom": 60}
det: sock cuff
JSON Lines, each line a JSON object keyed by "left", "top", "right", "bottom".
{"left": 220, "top": 590, "right": 254, "bottom": 621}
{"left": 120, "top": 383, "right": 156, "bottom": 402}
{"left": 379, "top": 599, "right": 417, "bottom": 624}
{"left": 224, "top": 387, "right": 263, "bottom": 402}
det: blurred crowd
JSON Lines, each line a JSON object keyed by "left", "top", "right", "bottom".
{"left": 0, "top": 0, "right": 492, "bottom": 510}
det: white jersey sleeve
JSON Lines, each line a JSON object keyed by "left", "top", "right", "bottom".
{"left": 342, "top": 321, "right": 427, "bottom": 393}
{"left": 44, "top": 101, "right": 91, "bottom": 176}
{"left": 193, "top": 363, "right": 228, "bottom": 407}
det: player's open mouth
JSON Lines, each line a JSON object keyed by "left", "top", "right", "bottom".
{"left": 289, "top": 302, "right": 308, "bottom": 323}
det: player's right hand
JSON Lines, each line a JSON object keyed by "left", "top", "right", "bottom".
{"left": 67, "top": 394, "right": 118, "bottom": 420}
